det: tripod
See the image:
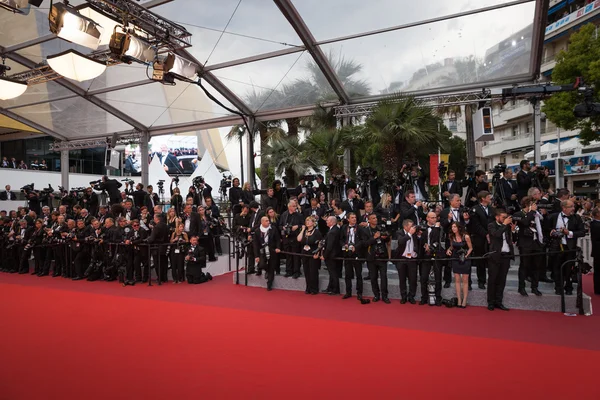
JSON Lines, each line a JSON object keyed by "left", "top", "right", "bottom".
{"left": 491, "top": 173, "right": 509, "bottom": 210}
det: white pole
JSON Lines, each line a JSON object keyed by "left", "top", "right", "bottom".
{"left": 555, "top": 128, "right": 561, "bottom": 190}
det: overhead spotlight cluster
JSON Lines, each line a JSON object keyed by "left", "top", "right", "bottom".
{"left": 0, "top": 1, "right": 192, "bottom": 99}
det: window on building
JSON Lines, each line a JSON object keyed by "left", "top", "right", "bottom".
{"left": 512, "top": 154, "right": 520, "bottom": 160}
{"left": 526, "top": 122, "right": 533, "bottom": 133}
{"left": 448, "top": 117, "right": 457, "bottom": 132}
{"left": 512, "top": 126, "right": 519, "bottom": 137}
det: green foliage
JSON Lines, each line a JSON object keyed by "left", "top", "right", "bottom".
{"left": 255, "top": 166, "right": 275, "bottom": 188}
{"left": 542, "top": 24, "right": 600, "bottom": 144}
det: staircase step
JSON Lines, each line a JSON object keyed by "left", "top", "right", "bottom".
{"left": 233, "top": 264, "right": 592, "bottom": 315}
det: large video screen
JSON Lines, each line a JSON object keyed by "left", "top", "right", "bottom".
{"left": 149, "top": 134, "right": 199, "bottom": 176}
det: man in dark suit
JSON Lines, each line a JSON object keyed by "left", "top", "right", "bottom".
{"left": 156, "top": 144, "right": 181, "bottom": 174}
{"left": 487, "top": 209, "right": 516, "bottom": 311}
{"left": 465, "top": 170, "right": 489, "bottom": 208}
{"left": 441, "top": 170, "right": 463, "bottom": 208}
{"left": 185, "top": 236, "right": 207, "bottom": 284}
{"left": 359, "top": 213, "right": 390, "bottom": 303}
{"left": 499, "top": 168, "right": 519, "bottom": 211}
{"left": 197, "top": 181, "right": 213, "bottom": 205}
{"left": 339, "top": 213, "right": 368, "bottom": 303}
{"left": 253, "top": 216, "right": 281, "bottom": 291}
{"left": 544, "top": 200, "right": 586, "bottom": 295}
{"left": 0, "top": 185, "right": 16, "bottom": 200}
{"left": 295, "top": 177, "right": 314, "bottom": 211}
{"left": 399, "top": 165, "right": 428, "bottom": 202}
{"left": 81, "top": 187, "right": 99, "bottom": 216}
{"left": 399, "top": 190, "right": 426, "bottom": 226}
{"left": 144, "top": 186, "right": 160, "bottom": 215}
{"left": 418, "top": 212, "right": 443, "bottom": 305}
{"left": 98, "top": 176, "right": 122, "bottom": 205}
{"left": 516, "top": 160, "right": 537, "bottom": 201}
{"left": 590, "top": 207, "right": 600, "bottom": 295}
{"left": 395, "top": 219, "right": 418, "bottom": 304}
{"left": 261, "top": 188, "right": 278, "bottom": 211}
{"left": 466, "top": 190, "right": 495, "bottom": 290}
{"left": 123, "top": 199, "right": 140, "bottom": 222}
{"left": 147, "top": 213, "right": 169, "bottom": 283}
{"left": 323, "top": 215, "right": 342, "bottom": 296}
{"left": 513, "top": 197, "right": 544, "bottom": 297}
{"left": 132, "top": 184, "right": 147, "bottom": 209}
{"left": 341, "top": 188, "right": 364, "bottom": 216}
{"left": 181, "top": 204, "right": 201, "bottom": 238}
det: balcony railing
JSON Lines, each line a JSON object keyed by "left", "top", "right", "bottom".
{"left": 545, "top": 1, "right": 600, "bottom": 38}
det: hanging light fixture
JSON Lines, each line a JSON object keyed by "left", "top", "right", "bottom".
{"left": 152, "top": 53, "right": 198, "bottom": 83}
{"left": 109, "top": 28, "right": 156, "bottom": 64}
{"left": 78, "top": 5, "right": 120, "bottom": 46}
{"left": 49, "top": 2, "right": 103, "bottom": 50}
{"left": 0, "top": 0, "right": 31, "bottom": 15}
{"left": 0, "top": 76, "right": 28, "bottom": 100}
{"left": 47, "top": 50, "right": 106, "bottom": 82}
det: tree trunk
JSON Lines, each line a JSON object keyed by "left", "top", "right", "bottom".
{"left": 259, "top": 123, "right": 269, "bottom": 189}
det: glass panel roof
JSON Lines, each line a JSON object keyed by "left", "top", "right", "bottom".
{"left": 213, "top": 51, "right": 335, "bottom": 112}
{"left": 153, "top": 0, "right": 302, "bottom": 67}
{"left": 12, "top": 97, "right": 134, "bottom": 137}
{"left": 0, "top": 0, "right": 544, "bottom": 138}
{"left": 319, "top": 1, "right": 535, "bottom": 97}
{"left": 95, "top": 81, "right": 237, "bottom": 127}
{"left": 292, "top": 0, "right": 519, "bottom": 41}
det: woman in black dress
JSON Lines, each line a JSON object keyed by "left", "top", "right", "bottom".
{"left": 445, "top": 222, "right": 473, "bottom": 308}
{"left": 297, "top": 216, "right": 323, "bottom": 295}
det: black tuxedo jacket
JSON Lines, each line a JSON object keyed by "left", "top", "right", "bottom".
{"left": 338, "top": 224, "right": 359, "bottom": 257}
{"left": 488, "top": 222, "right": 515, "bottom": 257}
{"left": 418, "top": 225, "right": 442, "bottom": 258}
{"left": 341, "top": 198, "right": 364, "bottom": 215}
{"left": 440, "top": 207, "right": 467, "bottom": 237}
{"left": 144, "top": 193, "right": 160, "bottom": 213}
{"left": 441, "top": 180, "right": 463, "bottom": 198}
{"left": 182, "top": 212, "right": 202, "bottom": 237}
{"left": 323, "top": 225, "right": 341, "bottom": 260}
{"left": 0, "top": 191, "right": 16, "bottom": 200}
{"left": 395, "top": 229, "right": 416, "bottom": 258}
{"left": 252, "top": 226, "right": 281, "bottom": 257}
{"left": 467, "top": 203, "right": 495, "bottom": 240}
{"left": 516, "top": 170, "right": 533, "bottom": 200}
{"left": 399, "top": 202, "right": 425, "bottom": 225}
{"left": 544, "top": 212, "right": 585, "bottom": 250}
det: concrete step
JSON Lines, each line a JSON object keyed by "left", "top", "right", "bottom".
{"left": 233, "top": 264, "right": 592, "bottom": 315}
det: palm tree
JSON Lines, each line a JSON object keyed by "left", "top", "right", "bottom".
{"left": 263, "top": 135, "right": 318, "bottom": 179}
{"left": 365, "top": 94, "right": 445, "bottom": 182}
{"left": 304, "top": 126, "right": 362, "bottom": 175}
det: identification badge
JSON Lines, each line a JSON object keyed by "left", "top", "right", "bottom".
{"left": 386, "top": 220, "right": 392, "bottom": 226}
{"left": 303, "top": 245, "right": 310, "bottom": 251}
{"left": 174, "top": 249, "right": 180, "bottom": 254}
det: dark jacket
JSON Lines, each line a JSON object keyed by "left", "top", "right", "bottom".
{"left": 399, "top": 202, "right": 426, "bottom": 225}
{"left": 252, "top": 226, "right": 281, "bottom": 258}
{"left": 516, "top": 170, "right": 533, "bottom": 200}
{"left": 0, "top": 190, "right": 16, "bottom": 200}
{"left": 99, "top": 179, "right": 122, "bottom": 203}
{"left": 324, "top": 224, "right": 342, "bottom": 260}
{"left": 488, "top": 221, "right": 515, "bottom": 257}
{"left": 544, "top": 212, "right": 586, "bottom": 250}
{"left": 590, "top": 220, "right": 600, "bottom": 258}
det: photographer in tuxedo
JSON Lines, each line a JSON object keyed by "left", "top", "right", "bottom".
{"left": 441, "top": 170, "right": 463, "bottom": 208}
{"left": 359, "top": 213, "right": 390, "bottom": 303}
{"left": 418, "top": 212, "right": 442, "bottom": 306}
{"left": 467, "top": 191, "right": 495, "bottom": 290}
{"left": 499, "top": 168, "right": 519, "bottom": 212}
{"left": 253, "top": 216, "right": 281, "bottom": 291}
{"left": 399, "top": 190, "right": 426, "bottom": 226}
{"left": 322, "top": 216, "right": 341, "bottom": 295}
{"left": 487, "top": 209, "right": 516, "bottom": 311}
{"left": 513, "top": 197, "right": 544, "bottom": 297}
{"left": 340, "top": 213, "right": 368, "bottom": 303}
{"left": 395, "top": 219, "right": 418, "bottom": 304}
{"left": 516, "top": 160, "right": 537, "bottom": 201}
{"left": 545, "top": 200, "right": 585, "bottom": 296}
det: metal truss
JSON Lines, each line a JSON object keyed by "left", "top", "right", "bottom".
{"left": 334, "top": 91, "right": 495, "bottom": 118}
{"left": 85, "top": 0, "right": 192, "bottom": 51}
{"left": 49, "top": 131, "right": 143, "bottom": 151}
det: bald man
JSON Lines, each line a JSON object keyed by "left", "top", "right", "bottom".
{"left": 418, "top": 212, "right": 443, "bottom": 305}
{"left": 322, "top": 216, "right": 342, "bottom": 295}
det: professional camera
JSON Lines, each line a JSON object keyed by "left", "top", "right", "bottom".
{"left": 511, "top": 214, "right": 523, "bottom": 222}
{"left": 121, "top": 178, "right": 134, "bottom": 185}
{"left": 535, "top": 203, "right": 554, "bottom": 211}
{"left": 282, "top": 224, "right": 293, "bottom": 238}
{"left": 173, "top": 176, "right": 180, "bottom": 185}
{"left": 465, "top": 165, "right": 477, "bottom": 177}
{"left": 456, "top": 247, "right": 467, "bottom": 264}
{"left": 551, "top": 230, "right": 565, "bottom": 239}
{"left": 157, "top": 180, "right": 165, "bottom": 188}
{"left": 220, "top": 174, "right": 232, "bottom": 188}
{"left": 41, "top": 184, "right": 54, "bottom": 194}
{"left": 442, "top": 297, "right": 459, "bottom": 308}
{"left": 21, "top": 183, "right": 34, "bottom": 193}
{"left": 193, "top": 176, "right": 205, "bottom": 187}
{"left": 438, "top": 161, "right": 447, "bottom": 179}
{"left": 493, "top": 163, "right": 507, "bottom": 175}
{"left": 357, "top": 167, "right": 374, "bottom": 180}
{"left": 89, "top": 179, "right": 101, "bottom": 185}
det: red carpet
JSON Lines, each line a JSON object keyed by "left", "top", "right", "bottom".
{"left": 0, "top": 274, "right": 599, "bottom": 399}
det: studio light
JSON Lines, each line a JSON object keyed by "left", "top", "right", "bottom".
{"left": 47, "top": 50, "right": 106, "bottom": 82}
{"left": 49, "top": 2, "right": 103, "bottom": 50}
{"left": 164, "top": 53, "right": 199, "bottom": 80}
{"left": 78, "top": 5, "right": 120, "bottom": 46}
{"left": 0, "top": 76, "right": 28, "bottom": 100}
{"left": 0, "top": 0, "right": 31, "bottom": 15}
{"left": 109, "top": 28, "right": 156, "bottom": 64}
